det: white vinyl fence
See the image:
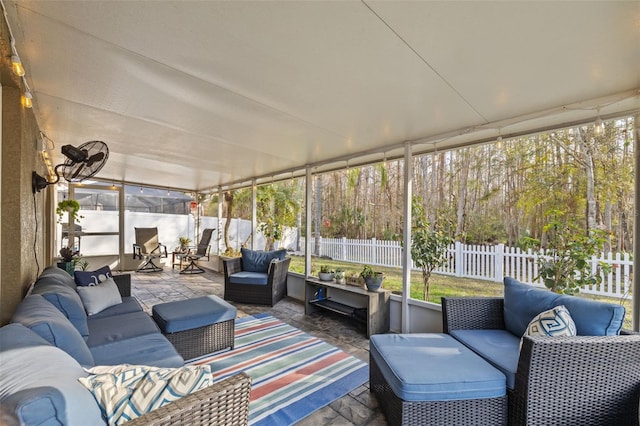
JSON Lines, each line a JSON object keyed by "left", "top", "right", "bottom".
{"left": 301, "top": 237, "right": 633, "bottom": 298}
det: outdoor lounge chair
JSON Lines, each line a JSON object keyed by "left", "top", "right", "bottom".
{"left": 178, "top": 228, "right": 215, "bottom": 274}
{"left": 133, "top": 227, "right": 168, "bottom": 272}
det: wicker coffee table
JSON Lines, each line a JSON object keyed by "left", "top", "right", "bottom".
{"left": 152, "top": 295, "right": 236, "bottom": 360}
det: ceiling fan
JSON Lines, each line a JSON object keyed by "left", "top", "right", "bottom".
{"left": 32, "top": 141, "right": 110, "bottom": 193}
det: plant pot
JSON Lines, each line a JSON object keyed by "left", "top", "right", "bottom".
{"left": 364, "top": 274, "right": 383, "bottom": 292}
{"left": 318, "top": 272, "right": 334, "bottom": 282}
{"left": 57, "top": 261, "right": 75, "bottom": 276}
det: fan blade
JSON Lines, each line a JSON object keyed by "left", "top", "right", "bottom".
{"left": 70, "top": 163, "right": 85, "bottom": 180}
{"left": 85, "top": 152, "right": 105, "bottom": 167}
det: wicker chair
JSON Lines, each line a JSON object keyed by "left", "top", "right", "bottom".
{"left": 442, "top": 297, "right": 640, "bottom": 426}
{"left": 223, "top": 256, "right": 291, "bottom": 306}
{"left": 124, "top": 372, "right": 252, "bottom": 426}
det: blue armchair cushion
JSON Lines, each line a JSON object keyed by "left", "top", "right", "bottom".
{"left": 0, "top": 324, "right": 103, "bottom": 426}
{"left": 153, "top": 295, "right": 237, "bottom": 334}
{"left": 11, "top": 295, "right": 94, "bottom": 367}
{"left": 229, "top": 271, "right": 269, "bottom": 285}
{"left": 554, "top": 295, "right": 625, "bottom": 336}
{"left": 503, "top": 277, "right": 561, "bottom": 337}
{"left": 241, "top": 248, "right": 286, "bottom": 273}
{"left": 31, "top": 280, "right": 89, "bottom": 338}
{"left": 75, "top": 265, "right": 113, "bottom": 286}
{"left": 370, "top": 333, "right": 505, "bottom": 401}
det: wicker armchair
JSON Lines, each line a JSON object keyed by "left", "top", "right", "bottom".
{"left": 124, "top": 372, "right": 252, "bottom": 426}
{"left": 223, "top": 257, "right": 291, "bottom": 306}
{"left": 442, "top": 297, "right": 640, "bottom": 426}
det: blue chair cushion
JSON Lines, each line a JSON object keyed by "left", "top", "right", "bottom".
{"left": 241, "top": 248, "right": 286, "bottom": 273}
{"left": 370, "top": 333, "right": 506, "bottom": 401}
{"left": 152, "top": 295, "right": 237, "bottom": 334}
{"left": 0, "top": 324, "right": 104, "bottom": 426}
{"left": 90, "top": 333, "right": 184, "bottom": 368}
{"left": 31, "top": 280, "right": 89, "bottom": 339}
{"left": 554, "top": 295, "right": 625, "bottom": 336}
{"left": 450, "top": 329, "right": 521, "bottom": 390}
{"left": 229, "top": 271, "right": 269, "bottom": 285}
{"left": 74, "top": 265, "right": 113, "bottom": 286}
{"left": 503, "top": 277, "right": 561, "bottom": 337}
{"left": 11, "top": 295, "right": 94, "bottom": 367}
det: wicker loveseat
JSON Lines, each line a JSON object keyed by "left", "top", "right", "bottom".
{"left": 442, "top": 278, "right": 640, "bottom": 426}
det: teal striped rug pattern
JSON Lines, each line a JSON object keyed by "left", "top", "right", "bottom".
{"left": 189, "top": 313, "right": 369, "bottom": 426}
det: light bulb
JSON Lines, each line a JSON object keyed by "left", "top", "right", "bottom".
{"left": 21, "top": 91, "right": 33, "bottom": 108}
{"left": 594, "top": 117, "right": 604, "bottom": 136}
{"left": 11, "top": 55, "right": 25, "bottom": 77}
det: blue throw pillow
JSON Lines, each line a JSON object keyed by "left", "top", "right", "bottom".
{"left": 75, "top": 265, "right": 113, "bottom": 286}
{"left": 503, "top": 277, "right": 561, "bottom": 337}
{"left": 241, "top": 248, "right": 286, "bottom": 273}
{"left": 554, "top": 295, "right": 625, "bottom": 336}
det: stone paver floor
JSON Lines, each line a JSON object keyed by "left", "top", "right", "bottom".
{"left": 131, "top": 268, "right": 387, "bottom": 426}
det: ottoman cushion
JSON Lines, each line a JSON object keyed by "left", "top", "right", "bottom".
{"left": 370, "top": 333, "right": 506, "bottom": 402}
{"left": 153, "top": 295, "right": 237, "bottom": 334}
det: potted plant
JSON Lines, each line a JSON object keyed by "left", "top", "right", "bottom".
{"left": 318, "top": 265, "right": 334, "bottom": 281}
{"left": 56, "top": 199, "right": 82, "bottom": 224}
{"left": 178, "top": 236, "right": 191, "bottom": 252}
{"left": 57, "top": 246, "right": 78, "bottom": 275}
{"left": 360, "top": 264, "right": 383, "bottom": 292}
{"left": 346, "top": 271, "right": 362, "bottom": 287}
{"left": 334, "top": 268, "right": 346, "bottom": 284}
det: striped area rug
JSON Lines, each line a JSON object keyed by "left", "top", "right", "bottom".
{"left": 188, "top": 313, "right": 369, "bottom": 426}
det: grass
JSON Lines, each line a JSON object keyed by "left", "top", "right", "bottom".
{"left": 289, "top": 255, "right": 634, "bottom": 330}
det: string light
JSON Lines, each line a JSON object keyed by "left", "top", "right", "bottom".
{"left": 11, "top": 54, "right": 25, "bottom": 77}
{"left": 21, "top": 91, "right": 33, "bottom": 108}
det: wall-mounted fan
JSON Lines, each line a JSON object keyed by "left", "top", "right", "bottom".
{"left": 32, "top": 141, "right": 110, "bottom": 193}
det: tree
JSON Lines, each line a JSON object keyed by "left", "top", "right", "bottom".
{"left": 520, "top": 210, "right": 611, "bottom": 295}
{"left": 410, "top": 196, "right": 454, "bottom": 301}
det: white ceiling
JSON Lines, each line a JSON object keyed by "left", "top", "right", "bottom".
{"left": 6, "top": 1, "right": 640, "bottom": 191}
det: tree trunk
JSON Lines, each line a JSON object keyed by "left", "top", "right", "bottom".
{"left": 223, "top": 191, "right": 234, "bottom": 252}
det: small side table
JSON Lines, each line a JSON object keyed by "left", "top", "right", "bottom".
{"left": 171, "top": 251, "right": 187, "bottom": 270}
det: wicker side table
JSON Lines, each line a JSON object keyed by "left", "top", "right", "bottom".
{"left": 152, "top": 295, "right": 236, "bottom": 360}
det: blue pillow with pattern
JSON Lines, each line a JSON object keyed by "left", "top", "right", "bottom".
{"left": 75, "top": 265, "right": 113, "bottom": 286}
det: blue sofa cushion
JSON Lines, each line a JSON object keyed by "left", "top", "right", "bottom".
{"left": 31, "top": 280, "right": 89, "bottom": 339}
{"left": 88, "top": 296, "right": 143, "bottom": 319}
{"left": 0, "top": 324, "right": 103, "bottom": 426}
{"left": 503, "top": 277, "right": 561, "bottom": 337}
{"left": 450, "top": 329, "right": 521, "bottom": 390}
{"left": 554, "top": 295, "right": 625, "bottom": 336}
{"left": 86, "top": 311, "right": 161, "bottom": 349}
{"left": 370, "top": 333, "right": 506, "bottom": 401}
{"left": 241, "top": 248, "right": 286, "bottom": 273}
{"left": 229, "top": 271, "right": 269, "bottom": 285}
{"left": 152, "top": 295, "right": 237, "bottom": 334}
{"left": 74, "top": 265, "right": 113, "bottom": 286}
{"left": 37, "top": 265, "right": 77, "bottom": 290}
{"left": 90, "top": 333, "right": 184, "bottom": 368}
{"left": 11, "top": 295, "right": 94, "bottom": 367}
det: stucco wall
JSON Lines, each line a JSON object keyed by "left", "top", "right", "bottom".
{"left": 1, "top": 19, "right": 47, "bottom": 325}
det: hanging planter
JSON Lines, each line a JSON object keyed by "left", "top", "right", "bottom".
{"left": 56, "top": 199, "right": 82, "bottom": 224}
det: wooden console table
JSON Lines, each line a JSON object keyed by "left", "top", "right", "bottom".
{"left": 305, "top": 278, "right": 390, "bottom": 337}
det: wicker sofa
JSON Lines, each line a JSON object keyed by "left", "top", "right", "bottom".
{"left": 0, "top": 266, "right": 251, "bottom": 425}
{"left": 442, "top": 277, "right": 640, "bottom": 426}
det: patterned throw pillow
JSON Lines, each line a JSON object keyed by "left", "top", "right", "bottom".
{"left": 79, "top": 364, "right": 214, "bottom": 426}
{"left": 525, "top": 305, "right": 577, "bottom": 338}
{"left": 75, "top": 265, "right": 113, "bottom": 286}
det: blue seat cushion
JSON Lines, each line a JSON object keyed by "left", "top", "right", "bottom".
{"left": 152, "top": 295, "right": 237, "bottom": 333}
{"left": 11, "top": 295, "right": 94, "bottom": 367}
{"left": 90, "top": 333, "right": 184, "bottom": 368}
{"left": 88, "top": 296, "right": 143, "bottom": 319}
{"left": 370, "top": 333, "right": 506, "bottom": 401}
{"left": 450, "top": 329, "right": 521, "bottom": 390}
{"left": 0, "top": 324, "right": 104, "bottom": 426}
{"left": 31, "top": 280, "right": 89, "bottom": 339}
{"left": 241, "top": 248, "right": 286, "bottom": 273}
{"left": 503, "top": 277, "right": 562, "bottom": 337}
{"left": 229, "top": 271, "right": 269, "bottom": 285}
{"left": 86, "top": 311, "right": 161, "bottom": 348}
{"left": 554, "top": 295, "right": 625, "bottom": 336}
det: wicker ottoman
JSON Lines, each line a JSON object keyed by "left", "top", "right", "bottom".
{"left": 370, "top": 333, "right": 507, "bottom": 426}
{"left": 152, "top": 295, "right": 236, "bottom": 360}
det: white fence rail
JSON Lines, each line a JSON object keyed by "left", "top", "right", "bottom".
{"left": 301, "top": 237, "right": 633, "bottom": 298}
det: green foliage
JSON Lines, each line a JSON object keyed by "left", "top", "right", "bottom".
{"left": 320, "top": 264, "right": 333, "bottom": 274}
{"left": 178, "top": 236, "right": 191, "bottom": 246}
{"left": 360, "top": 264, "right": 377, "bottom": 279}
{"left": 410, "top": 196, "right": 454, "bottom": 301}
{"left": 56, "top": 199, "right": 82, "bottom": 224}
{"left": 520, "top": 210, "right": 611, "bottom": 295}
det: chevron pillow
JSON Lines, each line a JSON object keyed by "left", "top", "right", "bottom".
{"left": 525, "top": 305, "right": 577, "bottom": 338}
{"left": 79, "top": 364, "right": 214, "bottom": 426}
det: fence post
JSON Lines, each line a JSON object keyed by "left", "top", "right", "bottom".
{"left": 455, "top": 241, "right": 464, "bottom": 277}
{"left": 342, "top": 237, "right": 347, "bottom": 261}
{"left": 495, "top": 244, "right": 504, "bottom": 282}
{"left": 371, "top": 238, "right": 377, "bottom": 265}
